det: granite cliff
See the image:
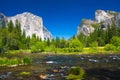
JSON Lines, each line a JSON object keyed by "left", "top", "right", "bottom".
{"left": 0, "top": 12, "right": 52, "bottom": 40}
{"left": 77, "top": 10, "right": 120, "bottom": 36}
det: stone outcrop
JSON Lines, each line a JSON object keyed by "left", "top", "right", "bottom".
{"left": 0, "top": 12, "right": 52, "bottom": 40}
{"left": 77, "top": 10, "right": 120, "bottom": 36}
{"left": 77, "top": 19, "right": 96, "bottom": 35}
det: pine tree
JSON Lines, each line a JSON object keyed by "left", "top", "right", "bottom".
{"left": 55, "top": 36, "right": 60, "bottom": 48}
{"left": 1, "top": 20, "right": 6, "bottom": 29}
{"left": 8, "top": 20, "right": 14, "bottom": 33}
{"left": 60, "top": 37, "right": 66, "bottom": 48}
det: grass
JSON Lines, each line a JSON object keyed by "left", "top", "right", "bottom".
{"left": 42, "top": 46, "right": 119, "bottom": 55}
{"left": 6, "top": 46, "right": 118, "bottom": 54}
{"left": 44, "top": 47, "right": 108, "bottom": 54}
{"left": 66, "top": 66, "right": 85, "bottom": 80}
{"left": 17, "top": 71, "right": 31, "bottom": 76}
{"left": 8, "top": 49, "right": 31, "bottom": 54}
{"left": 0, "top": 57, "right": 31, "bottom": 67}
{"left": 82, "top": 47, "right": 105, "bottom": 54}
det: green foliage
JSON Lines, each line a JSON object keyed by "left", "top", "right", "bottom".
{"left": 8, "top": 20, "right": 14, "bottom": 33}
{"left": 17, "top": 71, "right": 31, "bottom": 76}
{"left": 23, "top": 57, "right": 31, "bottom": 65}
{"left": 69, "top": 38, "right": 83, "bottom": 48}
{"left": 116, "top": 46, "right": 120, "bottom": 51}
{"left": 31, "top": 41, "right": 45, "bottom": 53}
{"left": 89, "top": 41, "right": 98, "bottom": 48}
{"left": 60, "top": 37, "right": 66, "bottom": 48}
{"left": 104, "top": 44, "right": 116, "bottom": 51}
{"left": 91, "top": 23, "right": 100, "bottom": 28}
{"left": 49, "top": 44, "right": 56, "bottom": 52}
{"left": 69, "top": 38, "right": 83, "bottom": 52}
{"left": 110, "top": 36, "right": 120, "bottom": 47}
{"left": 89, "top": 41, "right": 98, "bottom": 52}
{"left": 0, "top": 57, "right": 31, "bottom": 66}
{"left": 1, "top": 18, "right": 120, "bottom": 53}
{"left": 77, "top": 20, "right": 120, "bottom": 49}
{"left": 55, "top": 36, "right": 60, "bottom": 48}
{"left": 66, "top": 66, "right": 85, "bottom": 80}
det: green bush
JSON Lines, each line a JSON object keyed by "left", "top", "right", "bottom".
{"left": 110, "top": 36, "right": 120, "bottom": 47}
{"left": 7, "top": 58, "right": 19, "bottom": 65}
{"left": 23, "top": 57, "right": 31, "bottom": 65}
{"left": 31, "top": 46, "right": 38, "bottom": 53}
{"left": 66, "top": 66, "right": 85, "bottom": 80}
{"left": 104, "top": 44, "right": 116, "bottom": 51}
{"left": 0, "top": 57, "right": 8, "bottom": 66}
{"left": 89, "top": 41, "right": 98, "bottom": 52}
{"left": 116, "top": 46, "right": 120, "bottom": 51}
{"left": 31, "top": 42, "right": 45, "bottom": 53}
{"left": 69, "top": 38, "right": 84, "bottom": 52}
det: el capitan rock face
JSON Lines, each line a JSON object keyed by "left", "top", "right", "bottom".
{"left": 7, "top": 12, "right": 52, "bottom": 40}
{"left": 0, "top": 12, "right": 52, "bottom": 40}
{"left": 77, "top": 10, "right": 120, "bottom": 36}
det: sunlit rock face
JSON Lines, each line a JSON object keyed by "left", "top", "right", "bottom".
{"left": 114, "top": 12, "right": 120, "bottom": 26}
{"left": 95, "top": 10, "right": 114, "bottom": 23}
{"left": 77, "top": 19, "right": 96, "bottom": 35}
{"left": 77, "top": 10, "right": 120, "bottom": 36}
{"left": 7, "top": 12, "right": 52, "bottom": 40}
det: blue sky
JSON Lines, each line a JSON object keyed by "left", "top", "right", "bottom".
{"left": 0, "top": 0, "right": 120, "bottom": 39}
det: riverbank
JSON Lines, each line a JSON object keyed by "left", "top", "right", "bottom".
{"left": 5, "top": 46, "right": 120, "bottom": 55}
{"left": 0, "top": 53, "right": 120, "bottom": 80}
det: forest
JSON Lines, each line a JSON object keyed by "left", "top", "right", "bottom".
{"left": 0, "top": 20, "right": 120, "bottom": 54}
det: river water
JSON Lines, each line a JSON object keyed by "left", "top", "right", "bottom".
{"left": 0, "top": 54, "right": 120, "bottom": 80}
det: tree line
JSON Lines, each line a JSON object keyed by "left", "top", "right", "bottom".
{"left": 77, "top": 20, "right": 120, "bottom": 51}
{"left": 0, "top": 20, "right": 83, "bottom": 53}
{"left": 0, "top": 20, "right": 120, "bottom": 53}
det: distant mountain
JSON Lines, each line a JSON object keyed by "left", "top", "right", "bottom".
{"left": 0, "top": 12, "right": 52, "bottom": 40}
{"left": 77, "top": 10, "right": 120, "bottom": 36}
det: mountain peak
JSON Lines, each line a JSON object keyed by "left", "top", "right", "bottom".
{"left": 77, "top": 10, "right": 120, "bottom": 36}
{"left": 6, "top": 12, "right": 52, "bottom": 40}
{"left": 95, "top": 10, "right": 114, "bottom": 23}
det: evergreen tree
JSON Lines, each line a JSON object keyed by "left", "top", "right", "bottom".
{"left": 55, "top": 36, "right": 60, "bottom": 48}
{"left": 97, "top": 27, "right": 106, "bottom": 46}
{"left": 8, "top": 20, "right": 14, "bottom": 33}
{"left": 1, "top": 20, "right": 6, "bottom": 29}
{"left": 60, "top": 37, "right": 66, "bottom": 48}
{"left": 20, "top": 30, "right": 27, "bottom": 49}
{"left": 46, "top": 38, "right": 50, "bottom": 47}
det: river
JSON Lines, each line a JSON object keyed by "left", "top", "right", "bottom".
{"left": 0, "top": 53, "right": 120, "bottom": 80}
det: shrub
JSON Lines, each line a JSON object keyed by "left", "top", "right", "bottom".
{"left": 31, "top": 42, "right": 45, "bottom": 53}
{"left": 0, "top": 57, "right": 8, "bottom": 66}
{"left": 69, "top": 38, "right": 84, "bottom": 52}
{"left": 104, "top": 44, "right": 116, "bottom": 51}
{"left": 116, "top": 46, "right": 120, "bottom": 51}
{"left": 0, "top": 57, "right": 31, "bottom": 66}
{"left": 89, "top": 41, "right": 98, "bottom": 52}
{"left": 31, "top": 46, "right": 38, "bottom": 53}
{"left": 110, "top": 36, "right": 120, "bottom": 47}
{"left": 23, "top": 57, "right": 31, "bottom": 65}
{"left": 7, "top": 58, "right": 19, "bottom": 65}
{"left": 66, "top": 66, "right": 85, "bottom": 80}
